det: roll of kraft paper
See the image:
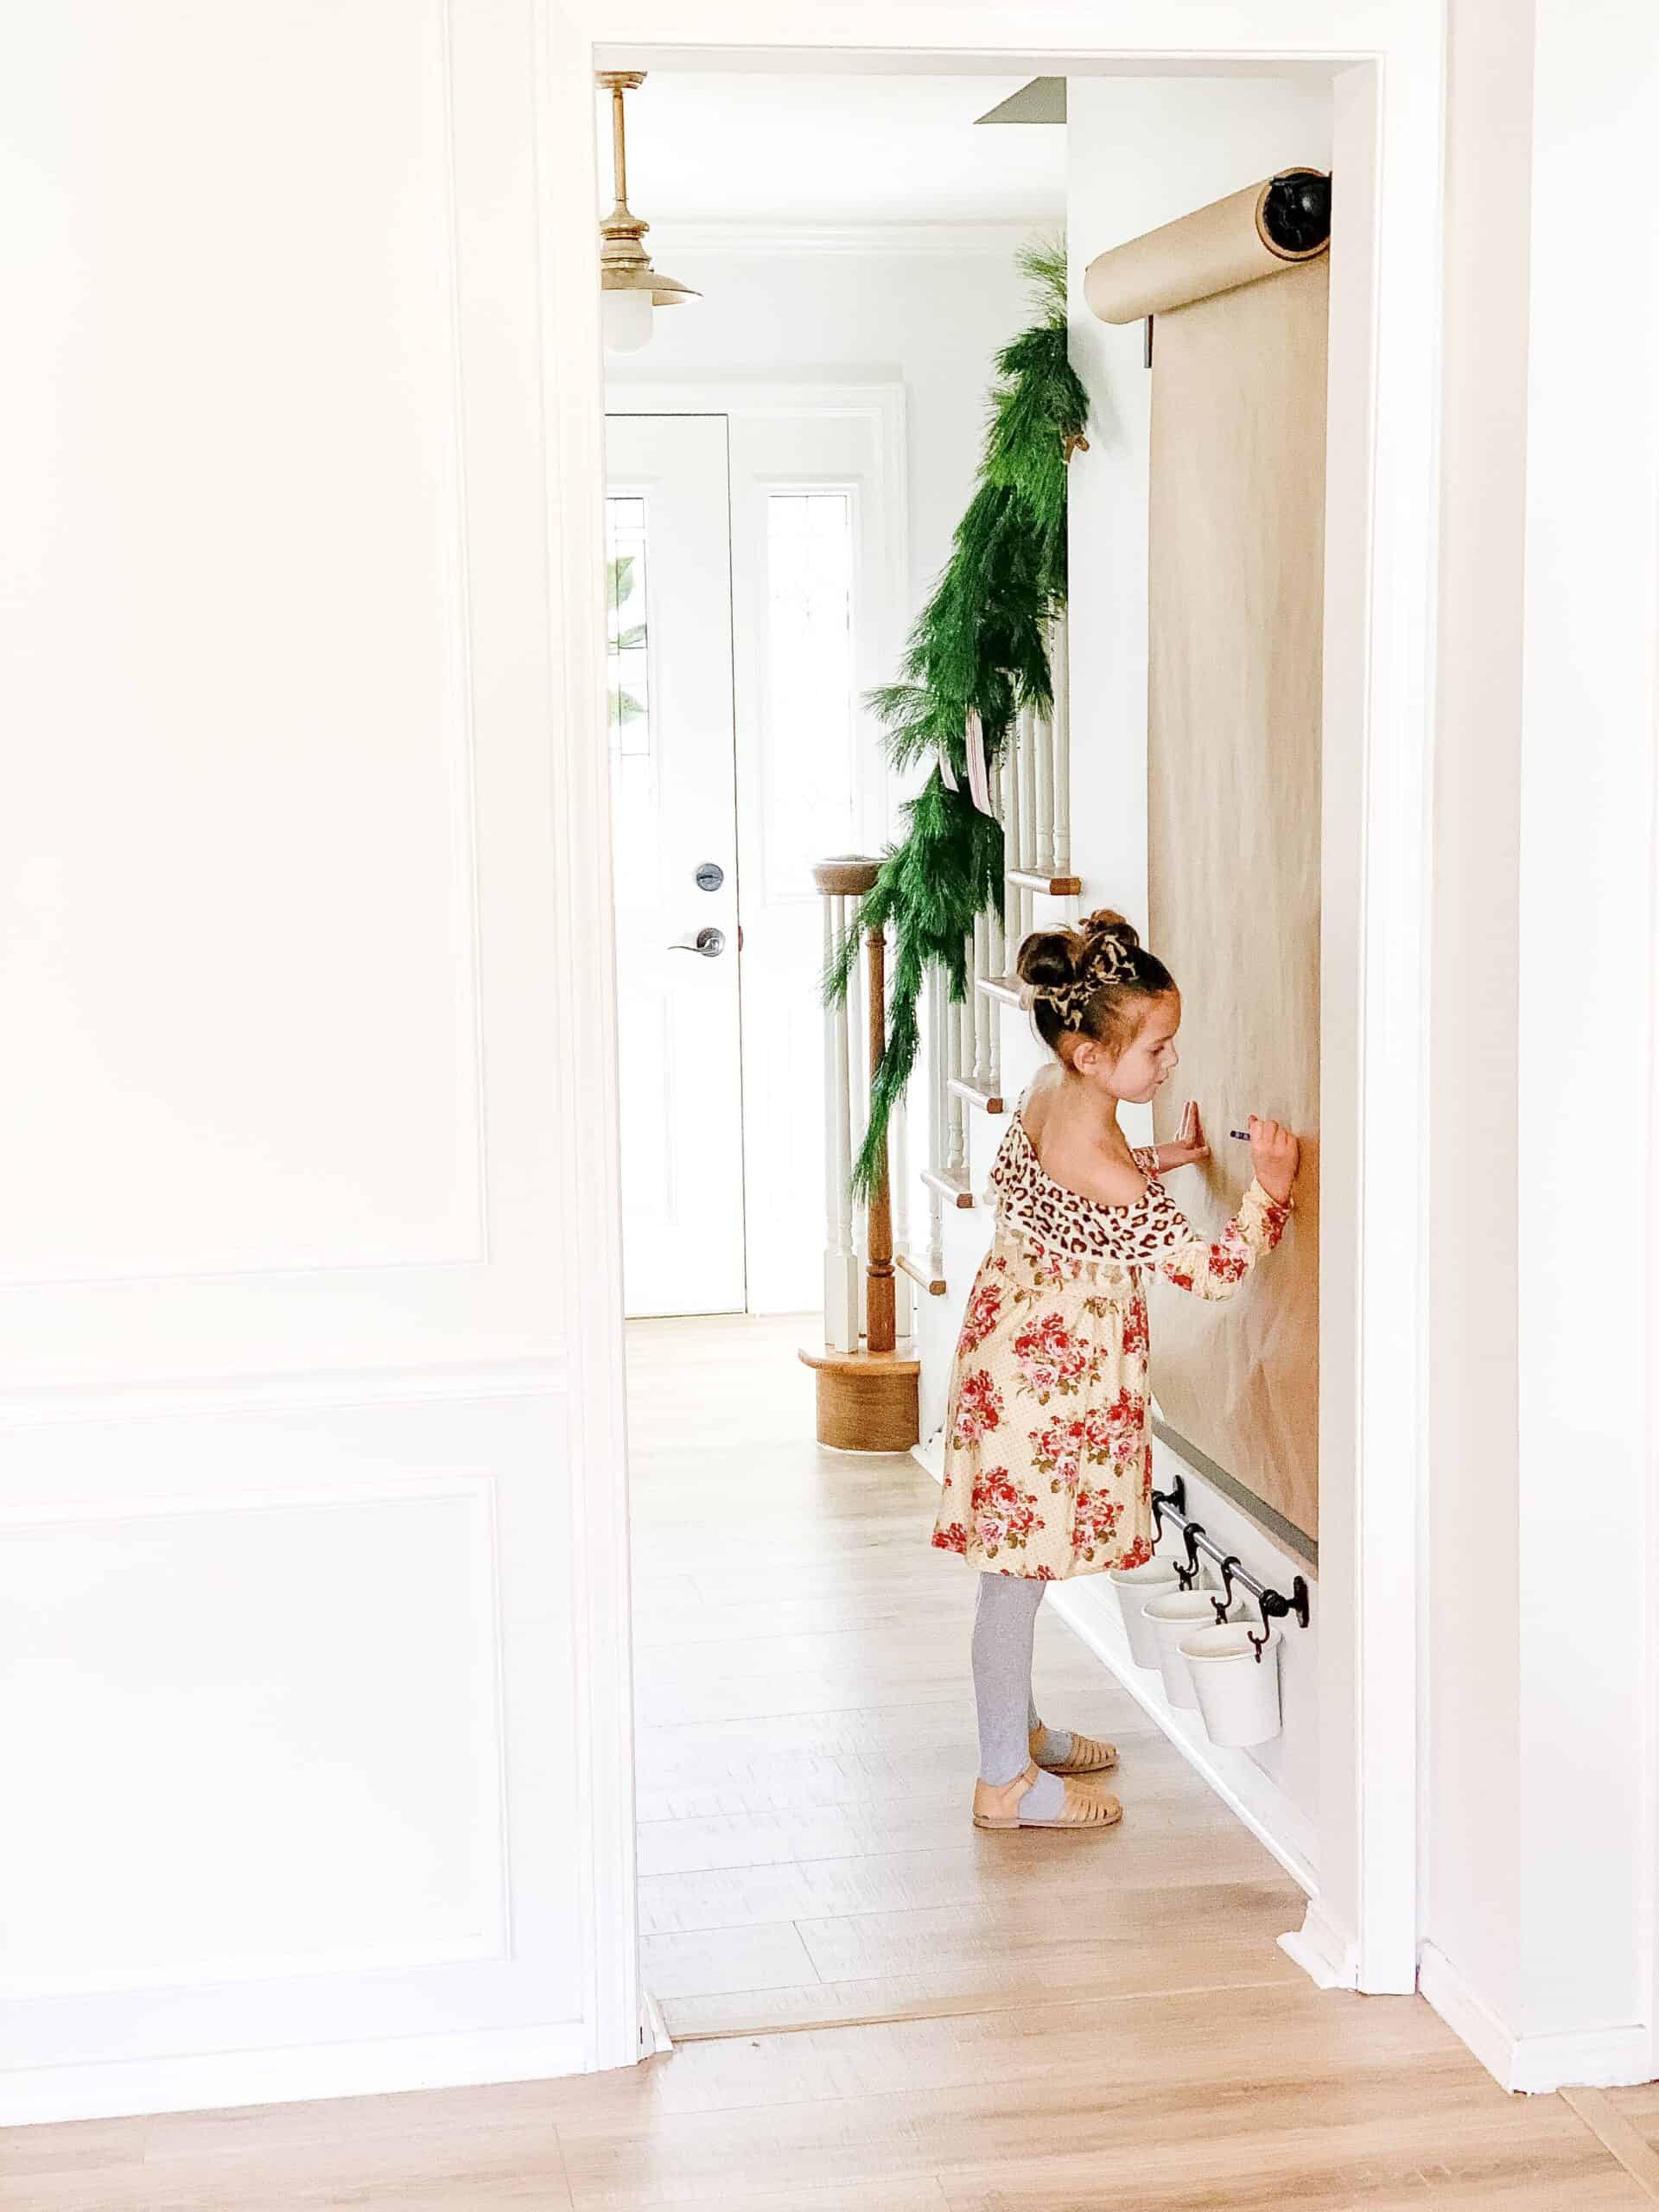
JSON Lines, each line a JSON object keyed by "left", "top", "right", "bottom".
{"left": 1084, "top": 168, "right": 1331, "bottom": 326}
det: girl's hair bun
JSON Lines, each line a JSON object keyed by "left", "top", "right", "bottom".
{"left": 1015, "top": 908, "right": 1175, "bottom": 1058}
{"left": 1079, "top": 909, "right": 1141, "bottom": 951}
{"left": 1015, "top": 927, "right": 1086, "bottom": 991}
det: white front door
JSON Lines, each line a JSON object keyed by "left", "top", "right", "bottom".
{"left": 723, "top": 404, "right": 902, "bottom": 1313}
{"left": 606, "top": 415, "right": 746, "bottom": 1317}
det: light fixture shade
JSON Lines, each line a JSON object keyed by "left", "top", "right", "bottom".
{"left": 602, "top": 285, "right": 653, "bottom": 353}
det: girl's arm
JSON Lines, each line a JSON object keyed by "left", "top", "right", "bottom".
{"left": 1133, "top": 1101, "right": 1211, "bottom": 1179}
{"left": 1142, "top": 1120, "right": 1299, "bottom": 1299}
{"left": 1146, "top": 1179, "right": 1292, "bottom": 1299}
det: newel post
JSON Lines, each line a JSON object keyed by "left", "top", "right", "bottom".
{"left": 801, "top": 857, "right": 918, "bottom": 1452}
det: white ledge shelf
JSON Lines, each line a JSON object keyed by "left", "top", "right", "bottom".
{"left": 1007, "top": 868, "right": 1082, "bottom": 897}
{"left": 948, "top": 1075, "right": 1006, "bottom": 1116}
{"left": 921, "top": 1166, "right": 976, "bottom": 1211}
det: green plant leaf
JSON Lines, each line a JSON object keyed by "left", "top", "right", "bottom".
{"left": 610, "top": 687, "right": 645, "bottom": 727}
{"left": 830, "top": 235, "right": 1081, "bottom": 1197}
{"left": 611, "top": 621, "right": 648, "bottom": 652}
{"left": 607, "top": 555, "right": 636, "bottom": 611}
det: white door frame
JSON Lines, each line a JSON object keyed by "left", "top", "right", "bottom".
{"left": 607, "top": 379, "right": 910, "bottom": 1315}
{"left": 604, "top": 378, "right": 910, "bottom": 851}
{"left": 538, "top": 1, "right": 1444, "bottom": 2065}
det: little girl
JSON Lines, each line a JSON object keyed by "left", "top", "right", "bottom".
{"left": 931, "top": 910, "right": 1300, "bottom": 1832}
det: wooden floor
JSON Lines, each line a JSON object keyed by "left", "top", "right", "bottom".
{"left": 9, "top": 1312, "right": 1655, "bottom": 2209}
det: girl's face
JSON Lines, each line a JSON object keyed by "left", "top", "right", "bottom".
{"left": 1075, "top": 990, "right": 1181, "bottom": 1105}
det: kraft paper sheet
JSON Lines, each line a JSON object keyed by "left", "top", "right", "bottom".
{"left": 1147, "top": 256, "right": 1327, "bottom": 1547}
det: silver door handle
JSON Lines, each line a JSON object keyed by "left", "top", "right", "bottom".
{"left": 667, "top": 926, "right": 725, "bottom": 958}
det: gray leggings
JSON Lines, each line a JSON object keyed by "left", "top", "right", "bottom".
{"left": 971, "top": 1571, "right": 1047, "bottom": 1785}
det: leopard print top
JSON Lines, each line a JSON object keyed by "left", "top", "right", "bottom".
{"left": 990, "top": 1104, "right": 1224, "bottom": 1265}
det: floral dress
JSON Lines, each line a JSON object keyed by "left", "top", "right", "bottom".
{"left": 931, "top": 1101, "right": 1292, "bottom": 1582}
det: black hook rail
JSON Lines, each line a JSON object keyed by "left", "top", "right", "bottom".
{"left": 1150, "top": 1471, "right": 1311, "bottom": 1662}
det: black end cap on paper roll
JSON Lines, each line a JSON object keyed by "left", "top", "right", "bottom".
{"left": 1262, "top": 170, "right": 1332, "bottom": 255}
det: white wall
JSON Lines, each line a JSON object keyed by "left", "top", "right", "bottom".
{"left": 1425, "top": 0, "right": 1529, "bottom": 2049}
{"left": 0, "top": 0, "right": 613, "bottom": 2121}
{"left": 1422, "top": 0, "right": 1659, "bottom": 2089}
{"left": 607, "top": 244, "right": 1042, "bottom": 620}
{"left": 1064, "top": 75, "right": 1334, "bottom": 1867}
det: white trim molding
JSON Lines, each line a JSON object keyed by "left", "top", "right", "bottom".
{"left": 544, "top": 0, "right": 1447, "bottom": 2077}
{"left": 0, "top": 1357, "right": 568, "bottom": 1431}
{"left": 648, "top": 219, "right": 1058, "bottom": 257}
{"left": 600, "top": 376, "right": 910, "bottom": 857}
{"left": 1419, "top": 1946, "right": 1656, "bottom": 2097}
{"left": 1, "top": 2022, "right": 588, "bottom": 2130}
{"left": 535, "top": 9, "right": 641, "bottom": 2077}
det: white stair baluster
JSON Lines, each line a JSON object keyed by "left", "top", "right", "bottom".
{"left": 1051, "top": 613, "right": 1071, "bottom": 879}
{"left": 890, "top": 927, "right": 914, "bottom": 1338}
{"left": 927, "top": 964, "right": 945, "bottom": 1280}
{"left": 846, "top": 896, "right": 868, "bottom": 1339}
{"left": 1003, "top": 730, "right": 1024, "bottom": 959}
{"left": 944, "top": 980, "right": 966, "bottom": 1184}
{"left": 1034, "top": 699, "right": 1055, "bottom": 880}
{"left": 1018, "top": 703, "right": 1038, "bottom": 904}
{"left": 821, "top": 889, "right": 858, "bottom": 1353}
{"left": 971, "top": 910, "right": 991, "bottom": 1085}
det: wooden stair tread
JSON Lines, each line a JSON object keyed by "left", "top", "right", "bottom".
{"left": 947, "top": 1075, "right": 1005, "bottom": 1115}
{"left": 975, "top": 974, "right": 1023, "bottom": 1009}
{"left": 798, "top": 1344, "right": 920, "bottom": 1376}
{"left": 920, "top": 1166, "right": 976, "bottom": 1209}
{"left": 1008, "top": 868, "right": 1082, "bottom": 896}
{"left": 896, "top": 1252, "right": 948, "bottom": 1297}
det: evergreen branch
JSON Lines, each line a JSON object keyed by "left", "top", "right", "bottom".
{"left": 832, "top": 236, "right": 1083, "bottom": 1203}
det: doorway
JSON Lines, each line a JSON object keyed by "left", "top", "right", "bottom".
{"left": 541, "top": 21, "right": 1445, "bottom": 2075}
{"left": 605, "top": 389, "right": 905, "bottom": 1317}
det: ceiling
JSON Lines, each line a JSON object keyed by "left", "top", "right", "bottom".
{"left": 601, "top": 73, "right": 1066, "bottom": 229}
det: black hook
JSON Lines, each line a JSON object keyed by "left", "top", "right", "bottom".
{"left": 1177, "top": 1521, "right": 1205, "bottom": 1591}
{"left": 1150, "top": 1473, "right": 1185, "bottom": 1545}
{"left": 1249, "top": 1586, "right": 1299, "bottom": 1663}
{"left": 1213, "top": 1554, "right": 1241, "bottom": 1624}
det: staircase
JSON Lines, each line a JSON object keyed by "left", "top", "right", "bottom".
{"left": 809, "top": 619, "right": 1079, "bottom": 1457}
{"left": 800, "top": 855, "right": 920, "bottom": 1452}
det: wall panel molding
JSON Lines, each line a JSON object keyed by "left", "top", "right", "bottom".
{"left": 0, "top": 1354, "right": 566, "bottom": 1431}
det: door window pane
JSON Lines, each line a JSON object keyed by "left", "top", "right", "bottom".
{"left": 606, "top": 496, "right": 652, "bottom": 761}
{"left": 764, "top": 491, "right": 855, "bottom": 899}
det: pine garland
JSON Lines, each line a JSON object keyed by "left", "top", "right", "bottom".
{"left": 828, "top": 241, "right": 1087, "bottom": 1196}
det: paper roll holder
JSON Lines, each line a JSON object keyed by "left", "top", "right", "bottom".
{"left": 1152, "top": 1471, "right": 1310, "bottom": 1662}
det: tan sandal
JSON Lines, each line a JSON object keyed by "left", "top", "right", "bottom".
{"left": 972, "top": 1762, "right": 1123, "bottom": 1832}
{"left": 1030, "top": 1726, "right": 1118, "bottom": 1777}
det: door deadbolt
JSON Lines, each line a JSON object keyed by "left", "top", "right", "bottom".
{"left": 694, "top": 861, "right": 724, "bottom": 893}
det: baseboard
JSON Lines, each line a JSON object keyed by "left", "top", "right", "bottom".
{"left": 912, "top": 1428, "right": 945, "bottom": 1483}
{"left": 1509, "top": 2024, "right": 1655, "bottom": 2095}
{"left": 1045, "top": 1574, "right": 1319, "bottom": 1897}
{"left": 639, "top": 1987, "right": 674, "bottom": 2058}
{"left": 0, "top": 2019, "right": 591, "bottom": 2128}
{"left": 1278, "top": 1899, "right": 1358, "bottom": 1990}
{"left": 1417, "top": 1942, "right": 1655, "bottom": 2094}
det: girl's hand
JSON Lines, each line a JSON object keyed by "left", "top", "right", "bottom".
{"left": 1159, "top": 1100, "right": 1211, "bottom": 1171}
{"left": 1248, "top": 1116, "right": 1300, "bottom": 1205}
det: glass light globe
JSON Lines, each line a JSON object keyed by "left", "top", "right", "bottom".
{"left": 602, "top": 285, "right": 653, "bottom": 354}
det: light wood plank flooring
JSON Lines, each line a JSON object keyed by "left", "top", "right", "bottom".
{"left": 7, "top": 1313, "right": 1649, "bottom": 2209}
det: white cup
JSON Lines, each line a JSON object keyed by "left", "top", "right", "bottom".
{"left": 1143, "top": 1588, "right": 1231, "bottom": 1708}
{"left": 1179, "top": 1622, "right": 1283, "bottom": 1746}
{"left": 1109, "top": 1558, "right": 1181, "bottom": 1669}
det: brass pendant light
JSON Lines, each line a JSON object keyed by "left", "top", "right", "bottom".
{"left": 596, "top": 71, "right": 698, "bottom": 354}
